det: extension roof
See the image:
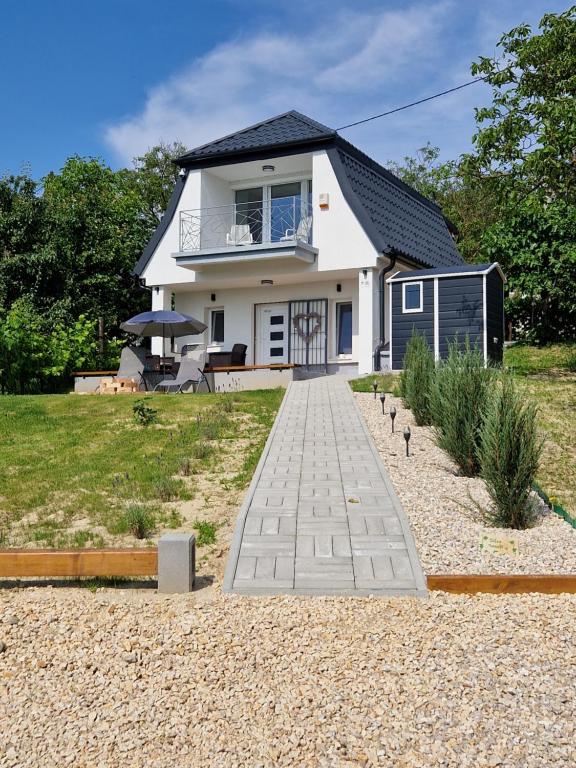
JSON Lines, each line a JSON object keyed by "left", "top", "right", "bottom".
{"left": 135, "top": 111, "right": 463, "bottom": 276}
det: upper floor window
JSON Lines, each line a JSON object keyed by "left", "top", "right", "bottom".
{"left": 402, "top": 282, "right": 423, "bottom": 313}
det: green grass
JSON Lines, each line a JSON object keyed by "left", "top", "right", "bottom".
{"left": 0, "top": 389, "right": 283, "bottom": 546}
{"left": 193, "top": 519, "right": 218, "bottom": 547}
{"left": 348, "top": 373, "right": 399, "bottom": 393}
{"left": 505, "top": 342, "right": 576, "bottom": 376}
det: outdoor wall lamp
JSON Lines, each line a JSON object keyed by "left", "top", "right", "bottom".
{"left": 261, "top": 279, "right": 273, "bottom": 286}
{"left": 211, "top": 293, "right": 216, "bottom": 302}
{"left": 380, "top": 393, "right": 386, "bottom": 414}
{"left": 403, "top": 426, "right": 411, "bottom": 456}
{"left": 372, "top": 381, "right": 378, "bottom": 399}
{"left": 262, "top": 165, "right": 275, "bottom": 173}
{"left": 390, "top": 406, "right": 397, "bottom": 433}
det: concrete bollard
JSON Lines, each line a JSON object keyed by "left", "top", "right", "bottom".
{"left": 158, "top": 533, "right": 195, "bottom": 593}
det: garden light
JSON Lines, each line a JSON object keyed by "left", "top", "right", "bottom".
{"left": 380, "top": 393, "right": 386, "bottom": 414}
{"left": 390, "top": 405, "right": 397, "bottom": 433}
{"left": 372, "top": 381, "right": 378, "bottom": 399}
{"left": 403, "top": 426, "right": 411, "bottom": 456}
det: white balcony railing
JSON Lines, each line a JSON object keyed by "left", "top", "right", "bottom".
{"left": 179, "top": 196, "right": 313, "bottom": 252}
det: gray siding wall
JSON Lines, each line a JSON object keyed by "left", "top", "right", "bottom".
{"left": 486, "top": 269, "right": 504, "bottom": 363}
{"left": 391, "top": 280, "right": 434, "bottom": 369}
{"left": 438, "top": 275, "right": 483, "bottom": 359}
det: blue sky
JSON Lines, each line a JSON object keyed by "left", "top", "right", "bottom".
{"left": 0, "top": 0, "right": 567, "bottom": 178}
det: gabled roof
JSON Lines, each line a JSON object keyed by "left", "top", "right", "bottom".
{"left": 175, "top": 111, "right": 336, "bottom": 165}
{"left": 135, "top": 111, "right": 464, "bottom": 276}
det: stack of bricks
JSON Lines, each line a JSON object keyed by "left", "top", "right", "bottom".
{"left": 99, "top": 377, "right": 139, "bottom": 395}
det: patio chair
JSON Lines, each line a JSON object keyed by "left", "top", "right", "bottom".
{"left": 226, "top": 224, "right": 253, "bottom": 246}
{"left": 115, "top": 346, "right": 147, "bottom": 389}
{"left": 281, "top": 215, "right": 312, "bottom": 243}
{"left": 153, "top": 354, "right": 210, "bottom": 393}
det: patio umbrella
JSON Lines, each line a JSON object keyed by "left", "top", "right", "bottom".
{"left": 120, "top": 310, "right": 207, "bottom": 357}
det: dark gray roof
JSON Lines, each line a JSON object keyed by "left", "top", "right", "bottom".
{"left": 135, "top": 111, "right": 464, "bottom": 276}
{"left": 329, "top": 144, "right": 463, "bottom": 269}
{"left": 176, "top": 111, "right": 335, "bottom": 164}
{"left": 388, "top": 263, "right": 500, "bottom": 280}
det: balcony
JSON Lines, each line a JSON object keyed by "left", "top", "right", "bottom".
{"left": 175, "top": 196, "right": 316, "bottom": 269}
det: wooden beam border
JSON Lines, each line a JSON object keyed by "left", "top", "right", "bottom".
{"left": 427, "top": 574, "right": 576, "bottom": 595}
{"left": 0, "top": 549, "right": 157, "bottom": 578}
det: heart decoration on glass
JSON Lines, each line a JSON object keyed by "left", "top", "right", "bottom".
{"left": 292, "top": 312, "right": 322, "bottom": 343}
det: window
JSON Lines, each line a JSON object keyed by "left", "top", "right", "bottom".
{"left": 270, "top": 347, "right": 284, "bottom": 357}
{"left": 235, "top": 187, "right": 263, "bottom": 244}
{"left": 270, "top": 315, "right": 284, "bottom": 325}
{"left": 402, "top": 282, "right": 423, "bottom": 313}
{"left": 210, "top": 309, "right": 224, "bottom": 343}
{"left": 336, "top": 302, "right": 352, "bottom": 356}
{"left": 270, "top": 331, "right": 284, "bottom": 341}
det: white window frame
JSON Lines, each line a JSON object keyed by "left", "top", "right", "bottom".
{"left": 233, "top": 179, "right": 312, "bottom": 243}
{"left": 209, "top": 307, "right": 225, "bottom": 344}
{"left": 402, "top": 281, "right": 423, "bottom": 314}
{"left": 335, "top": 300, "right": 353, "bottom": 358}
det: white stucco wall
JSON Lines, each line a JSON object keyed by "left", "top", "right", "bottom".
{"left": 311, "top": 151, "right": 379, "bottom": 272}
{"left": 173, "top": 279, "right": 359, "bottom": 365}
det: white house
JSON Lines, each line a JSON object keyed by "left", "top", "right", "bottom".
{"left": 134, "top": 111, "right": 465, "bottom": 377}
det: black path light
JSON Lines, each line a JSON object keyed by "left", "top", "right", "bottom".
{"left": 372, "top": 380, "right": 379, "bottom": 399}
{"left": 403, "top": 426, "right": 411, "bottom": 456}
{"left": 380, "top": 392, "right": 386, "bottom": 414}
{"left": 389, "top": 405, "right": 397, "bottom": 433}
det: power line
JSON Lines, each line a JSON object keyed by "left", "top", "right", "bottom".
{"left": 336, "top": 77, "right": 488, "bottom": 130}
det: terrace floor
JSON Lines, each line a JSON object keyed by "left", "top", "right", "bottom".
{"left": 223, "top": 377, "right": 426, "bottom": 596}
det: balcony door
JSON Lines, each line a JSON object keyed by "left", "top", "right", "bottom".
{"left": 235, "top": 180, "right": 311, "bottom": 246}
{"left": 235, "top": 187, "right": 263, "bottom": 244}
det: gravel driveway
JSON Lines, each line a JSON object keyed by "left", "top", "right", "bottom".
{"left": 1, "top": 587, "right": 575, "bottom": 768}
{"left": 356, "top": 392, "right": 576, "bottom": 574}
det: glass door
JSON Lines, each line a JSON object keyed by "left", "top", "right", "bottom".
{"left": 270, "top": 182, "right": 302, "bottom": 242}
{"left": 235, "top": 187, "right": 263, "bottom": 244}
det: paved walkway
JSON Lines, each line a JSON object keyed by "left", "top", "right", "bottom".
{"left": 223, "top": 378, "right": 427, "bottom": 596}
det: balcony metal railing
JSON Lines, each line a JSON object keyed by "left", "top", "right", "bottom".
{"left": 179, "top": 196, "right": 313, "bottom": 252}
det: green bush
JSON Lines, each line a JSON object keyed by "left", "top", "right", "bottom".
{"left": 400, "top": 329, "right": 435, "bottom": 425}
{"left": 478, "top": 377, "right": 542, "bottom": 529}
{"left": 193, "top": 519, "right": 217, "bottom": 547}
{"left": 119, "top": 506, "right": 156, "bottom": 539}
{"left": 430, "top": 338, "right": 496, "bottom": 476}
{"left": 132, "top": 399, "right": 157, "bottom": 427}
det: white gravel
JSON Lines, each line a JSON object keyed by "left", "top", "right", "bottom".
{"left": 356, "top": 392, "right": 576, "bottom": 574}
{"left": 1, "top": 587, "right": 575, "bottom": 767}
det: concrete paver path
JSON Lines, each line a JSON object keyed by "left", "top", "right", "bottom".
{"left": 223, "top": 378, "right": 427, "bottom": 596}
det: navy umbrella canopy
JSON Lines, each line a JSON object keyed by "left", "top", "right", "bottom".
{"left": 120, "top": 310, "right": 207, "bottom": 357}
{"left": 120, "top": 310, "right": 207, "bottom": 338}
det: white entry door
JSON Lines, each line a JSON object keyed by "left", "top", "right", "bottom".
{"left": 257, "top": 303, "right": 289, "bottom": 364}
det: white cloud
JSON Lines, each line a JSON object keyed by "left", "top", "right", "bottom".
{"left": 104, "top": 2, "right": 452, "bottom": 163}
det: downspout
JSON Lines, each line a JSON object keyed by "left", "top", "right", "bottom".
{"left": 373, "top": 253, "right": 397, "bottom": 371}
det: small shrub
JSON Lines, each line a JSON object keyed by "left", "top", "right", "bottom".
{"left": 179, "top": 458, "right": 192, "bottom": 476}
{"left": 478, "top": 376, "right": 543, "bottom": 529}
{"left": 400, "top": 329, "right": 435, "bottom": 425}
{"left": 191, "top": 440, "right": 213, "bottom": 461}
{"left": 221, "top": 395, "right": 235, "bottom": 413}
{"left": 132, "top": 399, "right": 157, "bottom": 427}
{"left": 120, "top": 506, "right": 156, "bottom": 539}
{"left": 152, "top": 477, "right": 183, "bottom": 502}
{"left": 430, "top": 337, "right": 496, "bottom": 476}
{"left": 193, "top": 519, "right": 217, "bottom": 547}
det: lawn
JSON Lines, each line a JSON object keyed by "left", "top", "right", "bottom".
{"left": 0, "top": 390, "right": 283, "bottom": 548}
{"left": 504, "top": 343, "right": 576, "bottom": 518}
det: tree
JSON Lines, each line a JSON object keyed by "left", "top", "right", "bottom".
{"left": 130, "top": 141, "right": 187, "bottom": 230}
{"left": 388, "top": 144, "right": 501, "bottom": 262}
{"left": 465, "top": 5, "right": 576, "bottom": 201}
{"left": 462, "top": 6, "right": 576, "bottom": 340}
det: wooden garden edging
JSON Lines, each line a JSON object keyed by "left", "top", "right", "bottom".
{"left": 427, "top": 574, "right": 576, "bottom": 595}
{"left": 0, "top": 549, "right": 575, "bottom": 593}
{"left": 0, "top": 548, "right": 157, "bottom": 578}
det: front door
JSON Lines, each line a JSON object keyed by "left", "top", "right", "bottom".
{"left": 256, "top": 303, "right": 289, "bottom": 364}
